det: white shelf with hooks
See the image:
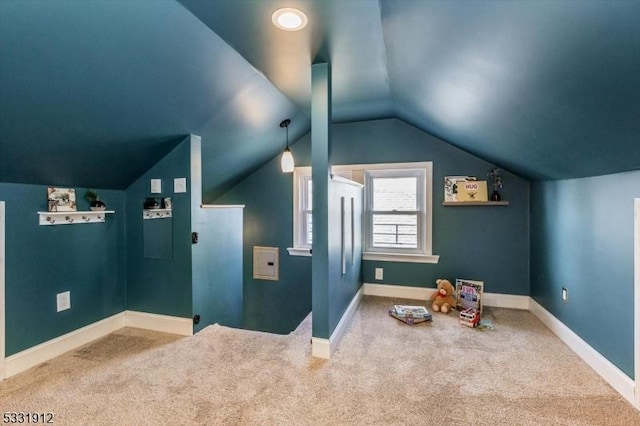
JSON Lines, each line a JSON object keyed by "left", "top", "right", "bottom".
{"left": 142, "top": 208, "right": 172, "bottom": 220}
{"left": 38, "top": 210, "right": 115, "bottom": 226}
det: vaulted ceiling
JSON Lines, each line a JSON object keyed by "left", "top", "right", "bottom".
{"left": 1, "top": 0, "right": 639, "bottom": 197}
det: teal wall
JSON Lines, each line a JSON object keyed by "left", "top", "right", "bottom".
{"left": 125, "top": 136, "right": 193, "bottom": 318}
{"left": 327, "top": 119, "right": 530, "bottom": 295}
{"left": 326, "top": 179, "right": 363, "bottom": 337}
{"left": 216, "top": 118, "right": 530, "bottom": 335}
{"left": 530, "top": 172, "right": 639, "bottom": 377}
{"left": 191, "top": 207, "right": 243, "bottom": 331}
{"left": 311, "top": 61, "right": 335, "bottom": 339}
{"left": 216, "top": 161, "right": 312, "bottom": 334}
{"left": 0, "top": 183, "right": 125, "bottom": 355}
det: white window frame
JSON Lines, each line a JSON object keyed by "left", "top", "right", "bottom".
{"left": 364, "top": 167, "right": 425, "bottom": 255}
{"left": 287, "top": 162, "right": 439, "bottom": 264}
{"left": 288, "top": 167, "right": 313, "bottom": 256}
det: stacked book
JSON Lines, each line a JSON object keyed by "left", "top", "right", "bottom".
{"left": 388, "top": 305, "right": 432, "bottom": 325}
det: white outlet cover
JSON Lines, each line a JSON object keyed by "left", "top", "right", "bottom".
{"left": 375, "top": 268, "right": 384, "bottom": 280}
{"left": 57, "top": 291, "right": 71, "bottom": 312}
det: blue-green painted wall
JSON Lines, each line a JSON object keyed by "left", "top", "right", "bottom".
{"left": 191, "top": 207, "right": 243, "bottom": 332}
{"left": 216, "top": 118, "right": 529, "bottom": 335}
{"left": 125, "top": 136, "right": 193, "bottom": 318}
{"left": 327, "top": 179, "right": 363, "bottom": 337}
{"left": 327, "top": 119, "right": 530, "bottom": 294}
{"left": 530, "top": 172, "right": 639, "bottom": 378}
{"left": 0, "top": 183, "right": 125, "bottom": 355}
{"left": 216, "top": 160, "right": 312, "bottom": 334}
{"left": 311, "top": 61, "right": 334, "bottom": 339}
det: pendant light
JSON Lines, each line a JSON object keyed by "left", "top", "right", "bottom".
{"left": 280, "top": 119, "right": 294, "bottom": 173}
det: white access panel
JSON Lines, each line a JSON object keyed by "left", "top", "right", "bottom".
{"left": 253, "top": 246, "right": 279, "bottom": 281}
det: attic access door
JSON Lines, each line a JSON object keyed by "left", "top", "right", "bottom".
{"left": 0, "top": 201, "right": 5, "bottom": 380}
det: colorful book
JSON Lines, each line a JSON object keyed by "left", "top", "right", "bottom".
{"left": 389, "top": 311, "right": 431, "bottom": 325}
{"left": 392, "top": 305, "right": 431, "bottom": 319}
{"left": 388, "top": 305, "right": 432, "bottom": 324}
{"left": 456, "top": 180, "right": 488, "bottom": 202}
{"left": 455, "top": 279, "right": 484, "bottom": 312}
{"left": 444, "top": 176, "right": 476, "bottom": 202}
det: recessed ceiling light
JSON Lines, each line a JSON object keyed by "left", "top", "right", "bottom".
{"left": 272, "top": 8, "right": 308, "bottom": 31}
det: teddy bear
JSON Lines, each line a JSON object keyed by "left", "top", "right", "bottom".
{"left": 429, "top": 279, "right": 456, "bottom": 313}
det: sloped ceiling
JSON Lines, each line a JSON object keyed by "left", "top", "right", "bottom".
{"left": 1, "top": 1, "right": 639, "bottom": 195}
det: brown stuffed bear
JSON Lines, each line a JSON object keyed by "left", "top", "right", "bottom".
{"left": 429, "top": 279, "right": 456, "bottom": 313}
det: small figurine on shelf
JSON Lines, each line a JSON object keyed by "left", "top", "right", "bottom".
{"left": 487, "top": 168, "right": 503, "bottom": 201}
{"left": 85, "top": 189, "right": 106, "bottom": 211}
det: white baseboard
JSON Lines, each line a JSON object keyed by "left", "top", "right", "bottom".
{"left": 4, "top": 312, "right": 126, "bottom": 379}
{"left": 363, "top": 283, "right": 530, "bottom": 310}
{"left": 364, "top": 283, "right": 433, "bottom": 300}
{"left": 125, "top": 310, "right": 193, "bottom": 336}
{"left": 311, "top": 337, "right": 331, "bottom": 359}
{"left": 312, "top": 286, "right": 364, "bottom": 359}
{"left": 529, "top": 298, "right": 635, "bottom": 406}
{"left": 4, "top": 310, "right": 192, "bottom": 379}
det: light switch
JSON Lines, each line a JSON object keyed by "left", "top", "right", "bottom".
{"left": 174, "top": 178, "right": 187, "bottom": 193}
{"left": 150, "top": 179, "right": 162, "bottom": 194}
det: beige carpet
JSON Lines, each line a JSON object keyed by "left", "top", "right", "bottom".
{"left": 1, "top": 295, "right": 639, "bottom": 425}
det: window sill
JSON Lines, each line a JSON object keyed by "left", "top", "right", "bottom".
{"left": 286, "top": 248, "right": 439, "bottom": 264}
{"left": 362, "top": 252, "right": 440, "bottom": 264}
{"left": 287, "top": 247, "right": 312, "bottom": 257}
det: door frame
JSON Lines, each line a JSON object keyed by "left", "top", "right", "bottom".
{"left": 0, "top": 201, "right": 5, "bottom": 380}
{"left": 634, "top": 198, "right": 639, "bottom": 409}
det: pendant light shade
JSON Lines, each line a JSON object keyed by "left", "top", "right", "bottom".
{"left": 281, "top": 147, "right": 294, "bottom": 173}
{"left": 280, "top": 119, "right": 294, "bottom": 173}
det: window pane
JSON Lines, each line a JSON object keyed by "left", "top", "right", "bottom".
{"left": 373, "top": 177, "right": 417, "bottom": 211}
{"left": 307, "top": 180, "right": 313, "bottom": 210}
{"left": 306, "top": 212, "right": 313, "bottom": 244}
{"left": 372, "top": 214, "right": 417, "bottom": 248}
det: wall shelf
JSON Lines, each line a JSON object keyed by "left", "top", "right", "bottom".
{"left": 442, "top": 201, "right": 509, "bottom": 206}
{"left": 143, "top": 208, "right": 172, "bottom": 220}
{"left": 38, "top": 210, "right": 115, "bottom": 225}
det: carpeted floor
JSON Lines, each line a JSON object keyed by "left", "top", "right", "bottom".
{"left": 1, "top": 295, "right": 639, "bottom": 425}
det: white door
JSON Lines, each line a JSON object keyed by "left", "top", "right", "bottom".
{"left": 0, "top": 201, "right": 5, "bottom": 380}
{"left": 634, "top": 199, "right": 640, "bottom": 409}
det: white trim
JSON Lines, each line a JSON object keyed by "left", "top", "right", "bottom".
{"left": 482, "top": 292, "right": 530, "bottom": 310}
{"left": 200, "top": 204, "right": 245, "bottom": 209}
{"left": 287, "top": 247, "right": 312, "bottom": 257}
{"left": 4, "top": 312, "right": 126, "bottom": 379}
{"left": 3, "top": 310, "right": 193, "bottom": 379}
{"left": 312, "top": 286, "right": 364, "bottom": 359}
{"left": 362, "top": 252, "right": 440, "bottom": 264}
{"left": 529, "top": 298, "right": 635, "bottom": 406}
{"left": 311, "top": 337, "right": 331, "bottom": 359}
{"left": 125, "top": 311, "right": 193, "bottom": 336}
{"left": 634, "top": 198, "right": 640, "bottom": 409}
{"left": 362, "top": 283, "right": 529, "bottom": 310}
{"left": 0, "top": 202, "right": 4, "bottom": 380}
{"left": 331, "top": 174, "right": 363, "bottom": 188}
{"left": 364, "top": 283, "right": 433, "bottom": 300}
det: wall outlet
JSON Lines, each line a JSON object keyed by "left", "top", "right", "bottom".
{"left": 562, "top": 287, "right": 568, "bottom": 303}
{"left": 375, "top": 268, "right": 384, "bottom": 280}
{"left": 57, "top": 291, "right": 71, "bottom": 312}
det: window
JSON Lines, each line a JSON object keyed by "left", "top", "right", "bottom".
{"left": 288, "top": 162, "right": 438, "bottom": 263}
{"left": 289, "top": 167, "right": 312, "bottom": 256}
{"left": 365, "top": 169, "right": 424, "bottom": 253}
